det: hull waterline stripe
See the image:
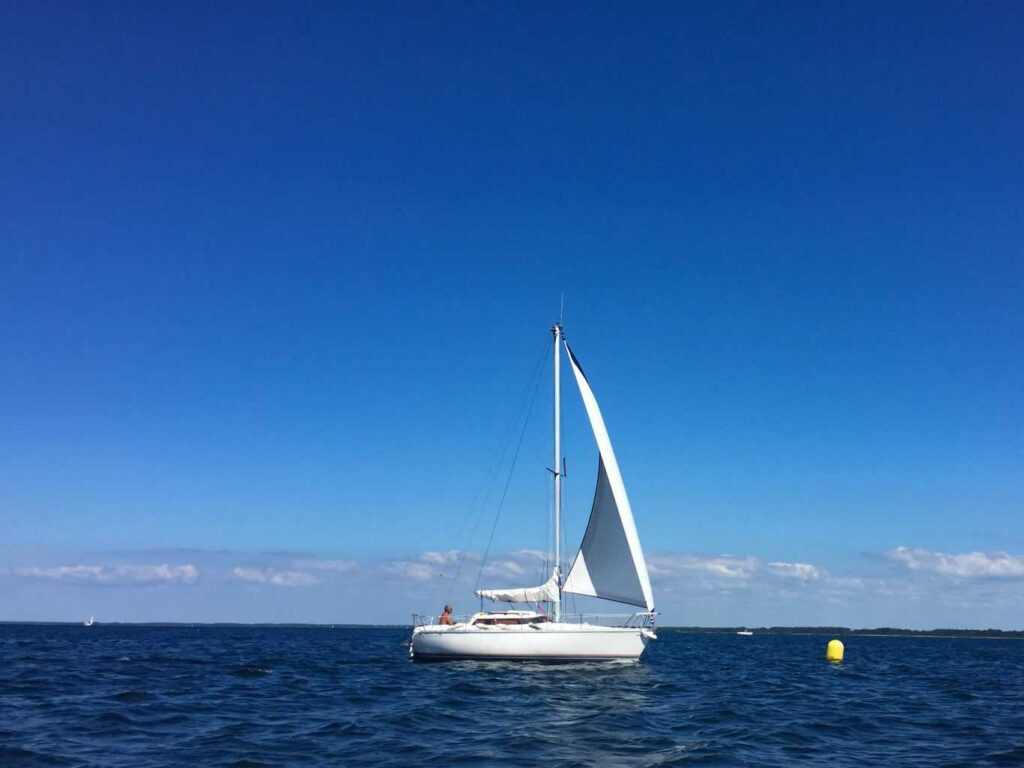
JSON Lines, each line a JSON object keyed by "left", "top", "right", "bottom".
{"left": 412, "top": 653, "right": 642, "bottom": 661}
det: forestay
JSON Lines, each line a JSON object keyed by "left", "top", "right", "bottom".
{"left": 475, "top": 571, "right": 560, "bottom": 604}
{"left": 561, "top": 343, "right": 655, "bottom": 611}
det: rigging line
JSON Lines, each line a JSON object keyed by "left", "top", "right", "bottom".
{"left": 455, "top": 337, "right": 550, "bottom": 567}
{"left": 473, "top": 345, "right": 548, "bottom": 594}
{"left": 446, "top": 336, "right": 552, "bottom": 601}
{"left": 450, "top": 364, "right": 533, "bottom": 547}
{"left": 448, "top": 337, "right": 549, "bottom": 559}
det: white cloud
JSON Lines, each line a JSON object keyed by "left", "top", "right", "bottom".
{"left": 823, "top": 575, "right": 865, "bottom": 590}
{"left": 646, "top": 553, "right": 861, "bottom": 603}
{"left": 231, "top": 567, "right": 319, "bottom": 587}
{"left": 481, "top": 549, "right": 552, "bottom": 582}
{"left": 9, "top": 564, "right": 199, "bottom": 585}
{"left": 382, "top": 561, "right": 439, "bottom": 582}
{"left": 292, "top": 559, "right": 357, "bottom": 573}
{"left": 513, "top": 549, "right": 552, "bottom": 561}
{"left": 886, "top": 546, "right": 1024, "bottom": 579}
{"left": 648, "top": 554, "right": 760, "bottom": 581}
{"left": 381, "top": 548, "right": 549, "bottom": 585}
{"left": 383, "top": 549, "right": 488, "bottom": 583}
{"left": 767, "top": 562, "right": 821, "bottom": 581}
{"left": 483, "top": 560, "right": 526, "bottom": 577}
{"left": 421, "top": 550, "right": 474, "bottom": 566}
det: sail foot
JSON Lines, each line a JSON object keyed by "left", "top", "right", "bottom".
{"left": 475, "top": 572, "right": 560, "bottom": 604}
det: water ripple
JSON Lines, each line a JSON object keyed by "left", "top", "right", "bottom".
{"left": 1, "top": 626, "right": 1023, "bottom": 766}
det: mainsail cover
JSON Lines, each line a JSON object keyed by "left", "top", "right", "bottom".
{"left": 475, "top": 571, "right": 560, "bottom": 604}
{"left": 561, "top": 343, "right": 655, "bottom": 611}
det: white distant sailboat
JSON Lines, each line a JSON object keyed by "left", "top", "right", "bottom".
{"left": 410, "top": 322, "right": 657, "bottom": 661}
{"left": 84, "top": 617, "right": 95, "bottom": 627}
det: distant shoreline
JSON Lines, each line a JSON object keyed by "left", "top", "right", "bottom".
{"left": 666, "top": 626, "right": 1024, "bottom": 639}
{"left": 1, "top": 621, "right": 1022, "bottom": 638}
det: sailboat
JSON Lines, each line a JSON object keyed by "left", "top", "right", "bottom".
{"left": 410, "top": 323, "right": 656, "bottom": 661}
{"left": 84, "top": 617, "right": 95, "bottom": 627}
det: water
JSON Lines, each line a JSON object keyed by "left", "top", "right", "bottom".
{"left": 2, "top": 625, "right": 1023, "bottom": 767}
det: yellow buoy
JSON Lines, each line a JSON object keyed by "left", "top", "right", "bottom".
{"left": 826, "top": 639, "right": 844, "bottom": 662}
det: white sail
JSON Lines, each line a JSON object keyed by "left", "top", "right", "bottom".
{"left": 475, "top": 571, "right": 560, "bottom": 604}
{"left": 561, "top": 343, "right": 654, "bottom": 611}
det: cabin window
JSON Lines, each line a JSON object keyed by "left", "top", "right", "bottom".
{"left": 471, "top": 614, "right": 548, "bottom": 626}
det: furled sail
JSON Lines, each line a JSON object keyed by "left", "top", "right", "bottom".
{"left": 475, "top": 571, "right": 560, "bottom": 604}
{"left": 561, "top": 343, "right": 655, "bottom": 611}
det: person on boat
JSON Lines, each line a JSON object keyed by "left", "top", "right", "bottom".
{"left": 439, "top": 605, "right": 454, "bottom": 625}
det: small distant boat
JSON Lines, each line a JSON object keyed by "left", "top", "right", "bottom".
{"left": 737, "top": 629, "right": 753, "bottom": 636}
{"left": 84, "top": 617, "right": 95, "bottom": 627}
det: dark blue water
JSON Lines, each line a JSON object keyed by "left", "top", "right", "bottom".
{"left": 2, "top": 625, "right": 1023, "bottom": 767}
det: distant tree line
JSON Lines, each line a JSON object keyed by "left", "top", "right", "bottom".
{"left": 664, "top": 626, "right": 1024, "bottom": 638}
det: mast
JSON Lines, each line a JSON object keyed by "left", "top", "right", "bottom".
{"left": 552, "top": 322, "right": 562, "bottom": 622}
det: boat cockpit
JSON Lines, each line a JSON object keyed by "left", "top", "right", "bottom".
{"left": 468, "top": 610, "right": 549, "bottom": 626}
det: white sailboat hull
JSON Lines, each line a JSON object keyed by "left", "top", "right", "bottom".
{"left": 411, "top": 623, "right": 652, "bottom": 661}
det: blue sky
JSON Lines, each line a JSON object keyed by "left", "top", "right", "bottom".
{"left": 1, "top": 2, "right": 1022, "bottom": 627}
